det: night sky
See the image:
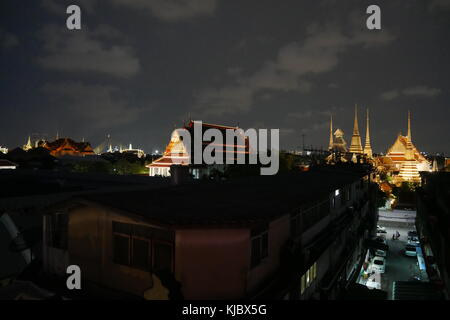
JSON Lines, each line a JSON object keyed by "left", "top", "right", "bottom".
{"left": 1, "top": 0, "right": 449, "bottom": 154}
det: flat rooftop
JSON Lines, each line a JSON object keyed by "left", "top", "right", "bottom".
{"left": 78, "top": 166, "right": 370, "bottom": 227}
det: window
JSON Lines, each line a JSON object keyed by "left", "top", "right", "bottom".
{"left": 112, "top": 221, "right": 174, "bottom": 272}
{"left": 113, "top": 234, "right": 130, "bottom": 265}
{"left": 261, "top": 233, "right": 269, "bottom": 259}
{"left": 251, "top": 237, "right": 261, "bottom": 268}
{"left": 132, "top": 238, "right": 150, "bottom": 270}
{"left": 301, "top": 275, "right": 306, "bottom": 294}
{"left": 153, "top": 242, "right": 173, "bottom": 272}
{"left": 46, "top": 213, "right": 68, "bottom": 250}
{"left": 300, "top": 262, "right": 318, "bottom": 295}
{"left": 250, "top": 231, "right": 269, "bottom": 268}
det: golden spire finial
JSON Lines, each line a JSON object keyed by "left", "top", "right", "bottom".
{"left": 407, "top": 110, "right": 412, "bottom": 142}
{"left": 353, "top": 104, "right": 360, "bottom": 135}
{"left": 328, "top": 114, "right": 333, "bottom": 151}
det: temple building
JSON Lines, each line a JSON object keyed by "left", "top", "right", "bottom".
{"left": 349, "top": 105, "right": 363, "bottom": 155}
{"left": 43, "top": 138, "right": 95, "bottom": 157}
{"left": 121, "top": 143, "right": 145, "bottom": 158}
{"left": 23, "top": 136, "right": 33, "bottom": 151}
{"left": 328, "top": 116, "right": 348, "bottom": 154}
{"left": 147, "top": 120, "right": 249, "bottom": 178}
{"left": 376, "top": 111, "right": 430, "bottom": 184}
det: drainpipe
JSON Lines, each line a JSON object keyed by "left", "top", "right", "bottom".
{"left": 0, "top": 212, "right": 32, "bottom": 264}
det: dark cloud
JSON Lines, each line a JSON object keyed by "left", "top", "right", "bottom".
{"left": 0, "top": 28, "right": 19, "bottom": 49}
{"left": 41, "top": 82, "right": 143, "bottom": 129}
{"left": 381, "top": 86, "right": 441, "bottom": 100}
{"left": 110, "top": 0, "right": 217, "bottom": 22}
{"left": 402, "top": 86, "right": 441, "bottom": 97}
{"left": 195, "top": 21, "right": 394, "bottom": 117}
{"left": 37, "top": 24, "right": 140, "bottom": 78}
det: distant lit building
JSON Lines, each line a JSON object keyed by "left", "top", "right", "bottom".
{"left": 376, "top": 111, "right": 430, "bottom": 184}
{"left": 121, "top": 144, "right": 145, "bottom": 158}
{"left": 43, "top": 138, "right": 95, "bottom": 157}
{"left": 22, "top": 136, "right": 33, "bottom": 151}
{"left": 326, "top": 107, "right": 373, "bottom": 165}
{"left": 147, "top": 121, "right": 250, "bottom": 178}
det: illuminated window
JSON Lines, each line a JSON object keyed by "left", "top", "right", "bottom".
{"left": 335, "top": 189, "right": 340, "bottom": 196}
{"left": 306, "top": 269, "right": 311, "bottom": 286}
{"left": 301, "top": 275, "right": 306, "bottom": 294}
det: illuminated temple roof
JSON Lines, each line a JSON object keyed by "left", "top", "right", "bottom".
{"left": 386, "top": 134, "right": 427, "bottom": 164}
{"left": 43, "top": 138, "right": 95, "bottom": 157}
{"left": 148, "top": 121, "right": 250, "bottom": 168}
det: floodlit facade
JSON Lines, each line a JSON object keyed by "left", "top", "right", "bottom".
{"left": 377, "top": 111, "right": 430, "bottom": 184}
{"left": 147, "top": 121, "right": 250, "bottom": 178}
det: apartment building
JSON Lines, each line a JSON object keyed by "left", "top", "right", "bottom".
{"left": 42, "top": 165, "right": 378, "bottom": 299}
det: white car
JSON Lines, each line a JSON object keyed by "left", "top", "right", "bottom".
{"left": 408, "top": 236, "right": 420, "bottom": 246}
{"left": 404, "top": 245, "right": 417, "bottom": 257}
{"left": 377, "top": 225, "right": 387, "bottom": 234}
{"left": 372, "top": 256, "right": 386, "bottom": 273}
{"left": 375, "top": 249, "right": 387, "bottom": 257}
{"left": 366, "top": 277, "right": 381, "bottom": 290}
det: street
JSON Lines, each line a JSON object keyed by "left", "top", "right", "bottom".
{"left": 378, "top": 224, "right": 427, "bottom": 299}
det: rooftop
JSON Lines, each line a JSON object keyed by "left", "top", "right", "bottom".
{"left": 77, "top": 166, "right": 371, "bottom": 227}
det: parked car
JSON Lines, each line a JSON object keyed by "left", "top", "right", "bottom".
{"left": 377, "top": 225, "right": 387, "bottom": 234}
{"left": 404, "top": 244, "right": 417, "bottom": 257}
{"left": 372, "top": 256, "right": 386, "bottom": 273}
{"left": 407, "top": 235, "right": 420, "bottom": 246}
{"left": 374, "top": 236, "right": 387, "bottom": 246}
{"left": 408, "top": 231, "right": 418, "bottom": 238}
{"left": 366, "top": 277, "right": 381, "bottom": 290}
{"left": 375, "top": 249, "right": 387, "bottom": 257}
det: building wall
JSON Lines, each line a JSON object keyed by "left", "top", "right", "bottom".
{"left": 67, "top": 204, "right": 164, "bottom": 297}
{"left": 49, "top": 202, "right": 289, "bottom": 299}
{"left": 175, "top": 228, "right": 249, "bottom": 299}
{"left": 247, "top": 215, "right": 290, "bottom": 295}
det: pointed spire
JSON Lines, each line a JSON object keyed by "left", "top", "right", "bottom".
{"left": 407, "top": 110, "right": 412, "bottom": 142}
{"left": 349, "top": 104, "right": 363, "bottom": 154}
{"left": 405, "top": 110, "right": 414, "bottom": 160}
{"left": 364, "top": 108, "right": 373, "bottom": 158}
{"left": 56, "top": 131, "right": 59, "bottom": 140}
{"left": 353, "top": 104, "right": 360, "bottom": 135}
{"left": 23, "top": 135, "right": 33, "bottom": 151}
{"left": 328, "top": 114, "right": 334, "bottom": 151}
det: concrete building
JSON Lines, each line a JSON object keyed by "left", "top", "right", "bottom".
{"left": 416, "top": 172, "right": 450, "bottom": 299}
{"left": 41, "top": 165, "right": 378, "bottom": 300}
